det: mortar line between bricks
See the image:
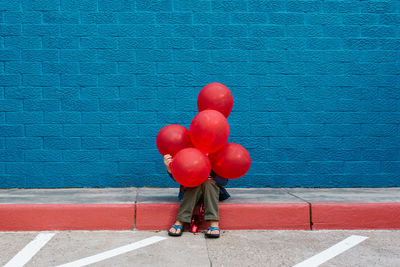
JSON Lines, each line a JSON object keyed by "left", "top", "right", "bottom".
{"left": 283, "top": 189, "right": 313, "bottom": 230}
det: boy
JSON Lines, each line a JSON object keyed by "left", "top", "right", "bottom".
{"left": 163, "top": 154, "right": 230, "bottom": 238}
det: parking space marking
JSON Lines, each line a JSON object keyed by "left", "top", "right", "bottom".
{"left": 55, "top": 235, "right": 167, "bottom": 267}
{"left": 4, "top": 232, "right": 56, "bottom": 267}
{"left": 293, "top": 235, "right": 368, "bottom": 267}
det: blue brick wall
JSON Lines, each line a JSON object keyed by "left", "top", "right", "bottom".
{"left": 0, "top": 0, "right": 399, "bottom": 188}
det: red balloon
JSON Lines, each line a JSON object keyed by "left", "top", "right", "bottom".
{"left": 209, "top": 143, "right": 251, "bottom": 179}
{"left": 190, "top": 110, "right": 229, "bottom": 154}
{"left": 197, "top": 82, "right": 233, "bottom": 118}
{"left": 170, "top": 148, "right": 211, "bottom": 187}
{"left": 156, "top": 124, "right": 192, "bottom": 156}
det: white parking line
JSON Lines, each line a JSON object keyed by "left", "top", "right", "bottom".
{"left": 293, "top": 235, "right": 368, "bottom": 267}
{"left": 55, "top": 236, "right": 167, "bottom": 267}
{"left": 4, "top": 232, "right": 56, "bottom": 267}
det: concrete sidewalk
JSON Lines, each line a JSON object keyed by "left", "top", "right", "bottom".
{"left": 0, "top": 188, "right": 399, "bottom": 231}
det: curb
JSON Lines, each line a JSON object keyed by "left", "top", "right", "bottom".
{"left": 1, "top": 202, "right": 399, "bottom": 231}
{"left": 311, "top": 203, "right": 400, "bottom": 230}
{"left": 136, "top": 203, "right": 310, "bottom": 230}
{"left": 0, "top": 204, "right": 135, "bottom": 231}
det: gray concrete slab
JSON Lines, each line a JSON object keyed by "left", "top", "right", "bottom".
{"left": 1, "top": 187, "right": 399, "bottom": 205}
{"left": 1, "top": 230, "right": 400, "bottom": 267}
{"left": 137, "top": 187, "right": 180, "bottom": 203}
{"left": 0, "top": 188, "right": 137, "bottom": 204}
{"left": 285, "top": 188, "right": 400, "bottom": 203}
{"left": 223, "top": 188, "right": 306, "bottom": 203}
{"left": 137, "top": 188, "right": 306, "bottom": 204}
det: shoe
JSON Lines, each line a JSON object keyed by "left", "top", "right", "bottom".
{"left": 168, "top": 225, "right": 183, "bottom": 237}
{"left": 205, "top": 226, "right": 220, "bottom": 238}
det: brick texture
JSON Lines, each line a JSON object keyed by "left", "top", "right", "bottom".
{"left": 0, "top": 0, "right": 399, "bottom": 188}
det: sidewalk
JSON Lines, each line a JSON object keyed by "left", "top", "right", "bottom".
{"left": 0, "top": 188, "right": 399, "bottom": 231}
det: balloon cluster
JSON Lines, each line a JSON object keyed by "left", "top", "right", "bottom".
{"left": 156, "top": 82, "right": 251, "bottom": 187}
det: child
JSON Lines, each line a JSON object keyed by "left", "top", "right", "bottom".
{"left": 163, "top": 154, "right": 230, "bottom": 238}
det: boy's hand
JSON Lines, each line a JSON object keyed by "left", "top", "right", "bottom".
{"left": 164, "top": 154, "right": 172, "bottom": 173}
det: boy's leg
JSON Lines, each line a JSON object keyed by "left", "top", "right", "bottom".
{"left": 202, "top": 179, "right": 220, "bottom": 222}
{"left": 176, "top": 185, "right": 203, "bottom": 223}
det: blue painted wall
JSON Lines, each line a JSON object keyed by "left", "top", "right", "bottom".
{"left": 0, "top": 0, "right": 399, "bottom": 188}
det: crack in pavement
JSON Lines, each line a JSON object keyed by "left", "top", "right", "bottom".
{"left": 283, "top": 189, "right": 313, "bottom": 230}
{"left": 205, "top": 237, "right": 213, "bottom": 267}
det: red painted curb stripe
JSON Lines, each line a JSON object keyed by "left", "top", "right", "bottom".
{"left": 136, "top": 203, "right": 310, "bottom": 230}
{"left": 136, "top": 203, "right": 180, "bottom": 230}
{"left": 219, "top": 203, "right": 310, "bottom": 230}
{"left": 1, "top": 202, "right": 398, "bottom": 231}
{"left": 0, "top": 204, "right": 135, "bottom": 231}
{"left": 312, "top": 203, "right": 400, "bottom": 230}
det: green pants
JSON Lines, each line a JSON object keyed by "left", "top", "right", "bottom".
{"left": 176, "top": 179, "right": 220, "bottom": 223}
